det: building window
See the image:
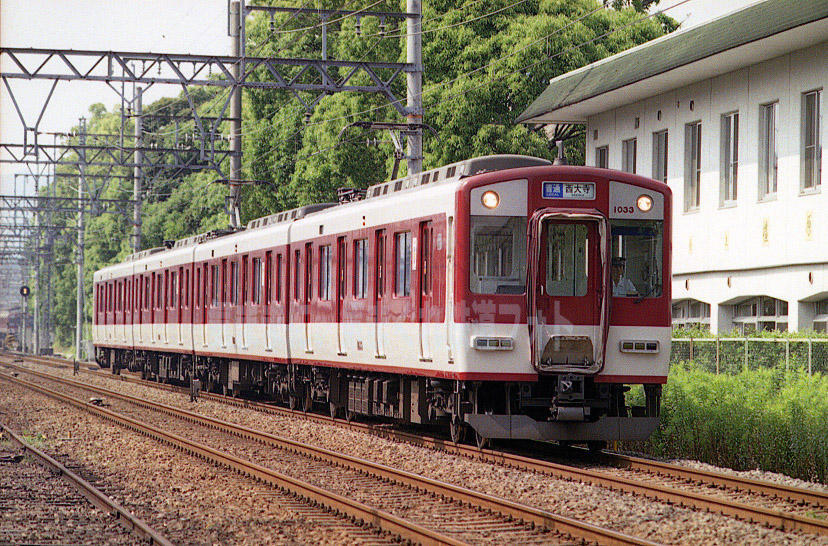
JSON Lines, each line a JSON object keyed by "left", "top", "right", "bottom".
{"left": 684, "top": 122, "right": 702, "bottom": 211}
{"left": 394, "top": 231, "right": 411, "bottom": 297}
{"left": 814, "top": 299, "right": 828, "bottom": 332}
{"left": 622, "top": 138, "right": 637, "bottom": 173}
{"left": 652, "top": 130, "right": 668, "bottom": 183}
{"left": 733, "top": 296, "right": 787, "bottom": 333}
{"left": 720, "top": 112, "right": 739, "bottom": 205}
{"left": 671, "top": 299, "right": 710, "bottom": 330}
{"left": 354, "top": 239, "right": 368, "bottom": 299}
{"left": 759, "top": 102, "right": 778, "bottom": 199}
{"left": 318, "top": 245, "right": 332, "bottom": 300}
{"left": 802, "top": 89, "right": 822, "bottom": 191}
{"left": 595, "top": 146, "right": 608, "bottom": 169}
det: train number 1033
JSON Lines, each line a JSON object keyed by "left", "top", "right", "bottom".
{"left": 613, "top": 205, "right": 636, "bottom": 214}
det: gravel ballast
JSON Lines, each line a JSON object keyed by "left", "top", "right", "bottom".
{"left": 9, "top": 361, "right": 828, "bottom": 545}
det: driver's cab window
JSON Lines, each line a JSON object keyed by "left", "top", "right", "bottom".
{"left": 470, "top": 215, "right": 526, "bottom": 294}
{"left": 545, "top": 223, "right": 588, "bottom": 297}
{"left": 610, "top": 220, "right": 663, "bottom": 298}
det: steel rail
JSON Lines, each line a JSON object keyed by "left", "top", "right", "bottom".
{"left": 14, "top": 354, "right": 828, "bottom": 535}
{"left": 0, "top": 421, "right": 174, "bottom": 546}
{"left": 0, "top": 371, "right": 466, "bottom": 546}
{"left": 0, "top": 359, "right": 656, "bottom": 546}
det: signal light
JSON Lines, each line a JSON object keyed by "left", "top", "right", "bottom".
{"left": 481, "top": 190, "right": 500, "bottom": 209}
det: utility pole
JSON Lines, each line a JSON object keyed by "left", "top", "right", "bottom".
{"left": 406, "top": 0, "right": 423, "bottom": 176}
{"left": 133, "top": 87, "right": 143, "bottom": 253}
{"left": 75, "top": 117, "right": 86, "bottom": 361}
{"left": 228, "top": 0, "right": 243, "bottom": 227}
{"left": 33, "top": 172, "right": 40, "bottom": 355}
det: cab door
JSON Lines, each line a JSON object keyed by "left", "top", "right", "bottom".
{"left": 528, "top": 211, "right": 608, "bottom": 375}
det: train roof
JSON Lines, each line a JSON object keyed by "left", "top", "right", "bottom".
{"left": 95, "top": 155, "right": 554, "bottom": 279}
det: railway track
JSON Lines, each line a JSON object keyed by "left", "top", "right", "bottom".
{"left": 9, "top": 353, "right": 828, "bottom": 538}
{"left": 0, "top": 358, "right": 655, "bottom": 546}
{"left": 0, "top": 421, "right": 173, "bottom": 546}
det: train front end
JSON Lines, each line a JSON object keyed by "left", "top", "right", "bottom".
{"left": 455, "top": 162, "right": 671, "bottom": 445}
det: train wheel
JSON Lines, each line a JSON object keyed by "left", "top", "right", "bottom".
{"left": 449, "top": 417, "right": 466, "bottom": 444}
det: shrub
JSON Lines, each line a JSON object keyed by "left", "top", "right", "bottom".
{"left": 626, "top": 362, "right": 828, "bottom": 483}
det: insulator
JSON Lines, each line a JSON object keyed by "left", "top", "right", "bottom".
{"left": 379, "top": 18, "right": 386, "bottom": 36}
{"left": 303, "top": 111, "right": 312, "bottom": 124}
{"left": 355, "top": 17, "right": 361, "bottom": 36}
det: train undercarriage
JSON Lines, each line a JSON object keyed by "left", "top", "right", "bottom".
{"left": 95, "top": 346, "right": 662, "bottom": 449}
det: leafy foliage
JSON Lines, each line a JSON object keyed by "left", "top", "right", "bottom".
{"left": 627, "top": 363, "right": 828, "bottom": 483}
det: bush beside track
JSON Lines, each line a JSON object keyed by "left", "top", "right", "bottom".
{"left": 626, "top": 362, "right": 828, "bottom": 483}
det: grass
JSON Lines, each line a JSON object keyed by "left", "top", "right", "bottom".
{"left": 626, "top": 362, "right": 828, "bottom": 483}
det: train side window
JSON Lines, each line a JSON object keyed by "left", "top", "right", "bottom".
{"left": 394, "top": 231, "right": 412, "bottom": 297}
{"left": 231, "top": 260, "right": 239, "bottom": 305}
{"left": 421, "top": 226, "right": 432, "bottom": 295}
{"left": 184, "top": 268, "right": 190, "bottom": 309}
{"left": 252, "top": 257, "right": 261, "bottom": 304}
{"left": 305, "top": 245, "right": 313, "bottom": 302}
{"left": 354, "top": 239, "right": 368, "bottom": 299}
{"left": 293, "top": 250, "right": 301, "bottom": 302}
{"left": 469, "top": 215, "right": 527, "bottom": 294}
{"left": 211, "top": 264, "right": 219, "bottom": 307}
{"left": 376, "top": 233, "right": 385, "bottom": 298}
{"left": 170, "top": 271, "right": 177, "bottom": 309}
{"left": 196, "top": 267, "right": 201, "bottom": 308}
{"left": 319, "top": 245, "right": 332, "bottom": 300}
{"left": 221, "top": 260, "right": 228, "bottom": 306}
{"left": 144, "top": 277, "right": 150, "bottom": 310}
{"left": 275, "top": 253, "right": 282, "bottom": 303}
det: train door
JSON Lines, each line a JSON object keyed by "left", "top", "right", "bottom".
{"left": 336, "top": 237, "right": 346, "bottom": 355}
{"left": 304, "top": 243, "right": 312, "bottom": 353}
{"left": 264, "top": 252, "right": 273, "bottom": 350}
{"left": 220, "top": 259, "right": 228, "bottom": 347}
{"left": 373, "top": 230, "right": 386, "bottom": 358}
{"left": 241, "top": 255, "right": 248, "bottom": 348}
{"left": 178, "top": 266, "right": 184, "bottom": 344}
{"left": 417, "top": 221, "right": 434, "bottom": 361}
{"left": 528, "top": 213, "right": 608, "bottom": 374}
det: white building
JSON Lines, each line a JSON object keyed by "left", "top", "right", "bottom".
{"left": 518, "top": 0, "right": 827, "bottom": 333}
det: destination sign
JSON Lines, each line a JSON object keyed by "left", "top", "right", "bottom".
{"left": 542, "top": 181, "right": 595, "bottom": 200}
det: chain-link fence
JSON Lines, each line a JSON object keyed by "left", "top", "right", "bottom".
{"left": 671, "top": 338, "right": 828, "bottom": 374}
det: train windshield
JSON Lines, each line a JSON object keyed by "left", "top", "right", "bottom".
{"left": 470, "top": 215, "right": 527, "bottom": 294}
{"left": 610, "top": 220, "right": 663, "bottom": 299}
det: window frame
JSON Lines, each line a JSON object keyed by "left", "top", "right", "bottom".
{"left": 801, "top": 89, "right": 822, "bottom": 192}
{"left": 621, "top": 138, "right": 637, "bottom": 174}
{"left": 353, "top": 238, "right": 368, "bottom": 299}
{"left": 684, "top": 121, "right": 702, "bottom": 212}
{"left": 652, "top": 130, "right": 668, "bottom": 183}
{"left": 758, "top": 101, "right": 779, "bottom": 201}
{"left": 720, "top": 111, "right": 739, "bottom": 206}
{"left": 595, "top": 145, "right": 609, "bottom": 169}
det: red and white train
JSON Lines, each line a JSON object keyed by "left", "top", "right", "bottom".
{"left": 93, "top": 155, "right": 671, "bottom": 447}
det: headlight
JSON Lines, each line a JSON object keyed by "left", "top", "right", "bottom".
{"left": 636, "top": 194, "right": 653, "bottom": 212}
{"left": 481, "top": 190, "right": 500, "bottom": 209}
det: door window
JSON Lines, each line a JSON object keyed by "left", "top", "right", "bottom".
{"left": 545, "top": 223, "right": 588, "bottom": 297}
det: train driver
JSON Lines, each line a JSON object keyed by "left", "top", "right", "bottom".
{"left": 611, "top": 257, "right": 638, "bottom": 297}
